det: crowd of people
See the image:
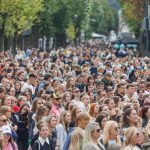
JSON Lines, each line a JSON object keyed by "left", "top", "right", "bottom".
{"left": 0, "top": 45, "right": 149, "bottom": 150}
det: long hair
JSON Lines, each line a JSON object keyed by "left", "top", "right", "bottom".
{"left": 31, "top": 98, "right": 43, "bottom": 112}
{"left": 69, "top": 127, "right": 84, "bottom": 150}
{"left": 103, "top": 121, "right": 121, "bottom": 145}
{"left": 83, "top": 122, "right": 100, "bottom": 149}
{"left": 59, "top": 110, "right": 70, "bottom": 131}
{"left": 124, "top": 127, "right": 138, "bottom": 147}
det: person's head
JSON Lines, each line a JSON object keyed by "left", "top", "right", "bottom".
{"left": 46, "top": 115, "right": 57, "bottom": 129}
{"left": 141, "top": 106, "right": 150, "bottom": 119}
{"left": 137, "top": 89, "right": 144, "bottom": 98}
{"left": 89, "top": 103, "right": 100, "bottom": 117}
{"left": 104, "top": 98, "right": 115, "bottom": 110}
{"left": 9, "top": 87, "right": 15, "bottom": 96}
{"left": 51, "top": 92, "right": 62, "bottom": 105}
{"left": 106, "top": 88, "right": 114, "bottom": 97}
{"left": 0, "top": 106, "right": 12, "bottom": 119}
{"left": 31, "top": 98, "right": 44, "bottom": 112}
{"left": 96, "top": 113, "right": 107, "bottom": 129}
{"left": 0, "top": 113, "right": 7, "bottom": 126}
{"left": 1, "top": 77, "right": 9, "bottom": 88}
{"left": 71, "top": 106, "right": 81, "bottom": 125}
{"left": 37, "top": 89, "right": 46, "bottom": 98}
{"left": 107, "top": 143, "right": 121, "bottom": 150}
{"left": 59, "top": 111, "right": 71, "bottom": 130}
{"left": 36, "top": 105, "right": 49, "bottom": 122}
{"left": 95, "top": 81, "right": 105, "bottom": 90}
{"left": 105, "top": 72, "right": 112, "bottom": 81}
{"left": 28, "top": 73, "right": 37, "bottom": 85}
{"left": 126, "top": 84, "right": 135, "bottom": 95}
{"left": 69, "top": 127, "right": 84, "bottom": 150}
{"left": 0, "top": 86, "right": 5, "bottom": 99}
{"left": 124, "top": 127, "right": 140, "bottom": 146}
{"left": 81, "top": 94, "right": 90, "bottom": 106}
{"left": 122, "top": 108, "right": 137, "bottom": 128}
{"left": 17, "top": 96, "right": 27, "bottom": 107}
{"left": 103, "top": 121, "right": 120, "bottom": 145}
{"left": 37, "top": 122, "right": 49, "bottom": 139}
{"left": 83, "top": 122, "right": 101, "bottom": 145}
{"left": 116, "top": 83, "right": 126, "bottom": 95}
{"left": 1, "top": 125, "right": 13, "bottom": 143}
{"left": 131, "top": 98, "right": 140, "bottom": 111}
{"left": 73, "top": 88, "right": 80, "bottom": 99}
{"left": 76, "top": 112, "right": 90, "bottom": 129}
{"left": 19, "top": 103, "right": 30, "bottom": 116}
{"left": 14, "top": 81, "right": 22, "bottom": 91}
{"left": 62, "top": 92, "right": 72, "bottom": 106}
{"left": 1, "top": 96, "right": 12, "bottom": 107}
{"left": 136, "top": 129, "right": 147, "bottom": 145}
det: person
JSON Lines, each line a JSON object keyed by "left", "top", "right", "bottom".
{"left": 83, "top": 122, "right": 105, "bottom": 150}
{"left": 13, "top": 104, "right": 30, "bottom": 150}
{"left": 123, "top": 127, "right": 140, "bottom": 150}
{"left": 32, "top": 122, "right": 52, "bottom": 150}
{"left": 99, "top": 121, "right": 122, "bottom": 149}
{"left": 141, "top": 106, "right": 150, "bottom": 127}
{"left": 56, "top": 111, "right": 71, "bottom": 150}
{"left": 63, "top": 112, "right": 90, "bottom": 150}
{"left": 69, "top": 127, "right": 84, "bottom": 150}
{"left": 1, "top": 125, "right": 18, "bottom": 150}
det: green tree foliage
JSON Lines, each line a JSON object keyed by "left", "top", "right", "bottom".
{"left": 120, "top": 0, "right": 144, "bottom": 37}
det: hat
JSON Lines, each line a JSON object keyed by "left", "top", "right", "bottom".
{"left": 1, "top": 125, "right": 12, "bottom": 134}
{"left": 52, "top": 92, "right": 62, "bottom": 99}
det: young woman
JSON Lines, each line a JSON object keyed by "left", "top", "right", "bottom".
{"left": 83, "top": 122, "right": 105, "bottom": 150}
{"left": 89, "top": 103, "right": 100, "bottom": 121}
{"left": 123, "top": 127, "right": 140, "bottom": 150}
{"left": 14, "top": 81, "right": 22, "bottom": 98}
{"left": 81, "top": 94, "right": 90, "bottom": 112}
{"left": 56, "top": 111, "right": 71, "bottom": 150}
{"left": 32, "top": 122, "right": 52, "bottom": 150}
{"left": 13, "top": 104, "right": 30, "bottom": 150}
{"left": 1, "top": 125, "right": 18, "bottom": 150}
{"left": 100, "top": 121, "right": 122, "bottom": 149}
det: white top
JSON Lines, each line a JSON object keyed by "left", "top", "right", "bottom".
{"left": 72, "top": 99, "right": 86, "bottom": 111}
{"left": 21, "top": 82, "right": 35, "bottom": 94}
{"left": 124, "top": 145, "right": 140, "bottom": 150}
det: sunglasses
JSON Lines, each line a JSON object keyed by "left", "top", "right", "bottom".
{"left": 0, "top": 119, "right": 8, "bottom": 122}
{"left": 96, "top": 129, "right": 101, "bottom": 132}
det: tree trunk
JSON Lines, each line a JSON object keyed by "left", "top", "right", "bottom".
{"left": 0, "top": 29, "right": 4, "bottom": 51}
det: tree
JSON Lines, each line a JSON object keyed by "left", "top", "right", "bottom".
{"left": 0, "top": 0, "right": 43, "bottom": 51}
{"left": 120, "top": 0, "right": 144, "bottom": 37}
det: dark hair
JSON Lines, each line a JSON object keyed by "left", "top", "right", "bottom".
{"left": 141, "top": 106, "right": 150, "bottom": 119}
{"left": 29, "top": 73, "right": 37, "bottom": 78}
{"left": 31, "top": 98, "right": 43, "bottom": 112}
{"left": 19, "top": 103, "right": 30, "bottom": 114}
{"left": 95, "top": 113, "right": 107, "bottom": 128}
{"left": 121, "top": 108, "right": 134, "bottom": 128}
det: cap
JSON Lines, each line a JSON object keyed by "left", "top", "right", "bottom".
{"left": 1, "top": 125, "right": 11, "bottom": 134}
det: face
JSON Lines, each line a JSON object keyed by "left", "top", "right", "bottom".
{"left": 65, "top": 112, "right": 71, "bottom": 123}
{"left": 21, "top": 106, "right": 29, "bottom": 115}
{"left": 4, "top": 98, "right": 11, "bottom": 106}
{"left": 128, "top": 110, "right": 137, "bottom": 124}
{"left": 105, "top": 75, "right": 112, "bottom": 81}
{"left": 49, "top": 117, "right": 57, "bottom": 128}
{"left": 66, "top": 94, "right": 71, "bottom": 102}
{"left": 108, "top": 100, "right": 115, "bottom": 110}
{"left": 0, "top": 115, "right": 7, "bottom": 126}
{"left": 132, "top": 99, "right": 139, "bottom": 109}
{"left": 3, "top": 133, "right": 11, "bottom": 141}
{"left": 102, "top": 105, "right": 109, "bottom": 112}
{"left": 127, "top": 87, "right": 135, "bottom": 94}
{"left": 76, "top": 108, "right": 81, "bottom": 117}
{"left": 80, "top": 118, "right": 90, "bottom": 129}
{"left": 94, "top": 104, "right": 99, "bottom": 114}
{"left": 73, "top": 90, "right": 80, "bottom": 98}
{"left": 92, "top": 125, "right": 101, "bottom": 140}
{"left": 101, "top": 117, "right": 107, "bottom": 129}
{"left": 130, "top": 130, "right": 140, "bottom": 145}
{"left": 83, "top": 96, "right": 90, "bottom": 106}
{"left": 146, "top": 108, "right": 150, "bottom": 118}
{"left": 109, "top": 123, "right": 119, "bottom": 138}
{"left": 9, "top": 88, "right": 15, "bottom": 96}
{"left": 136, "top": 131, "right": 146, "bottom": 145}
{"left": 37, "top": 100, "right": 43, "bottom": 109}
{"left": 5, "top": 108, "right": 12, "bottom": 118}
{"left": 15, "top": 83, "right": 21, "bottom": 90}
{"left": 39, "top": 125, "right": 49, "bottom": 139}
{"left": 118, "top": 86, "right": 126, "bottom": 95}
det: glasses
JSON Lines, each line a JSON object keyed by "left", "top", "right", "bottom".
{"left": 96, "top": 128, "right": 101, "bottom": 132}
{"left": 0, "top": 119, "right": 7, "bottom": 122}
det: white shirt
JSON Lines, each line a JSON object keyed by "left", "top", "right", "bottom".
{"left": 124, "top": 144, "right": 140, "bottom": 150}
{"left": 21, "top": 82, "right": 35, "bottom": 94}
{"left": 38, "top": 136, "right": 49, "bottom": 146}
{"left": 72, "top": 98, "right": 86, "bottom": 111}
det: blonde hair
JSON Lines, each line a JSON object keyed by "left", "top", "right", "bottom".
{"left": 124, "top": 127, "right": 138, "bottom": 146}
{"left": 69, "top": 127, "right": 84, "bottom": 150}
{"left": 83, "top": 122, "right": 100, "bottom": 149}
{"left": 103, "top": 121, "right": 121, "bottom": 145}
